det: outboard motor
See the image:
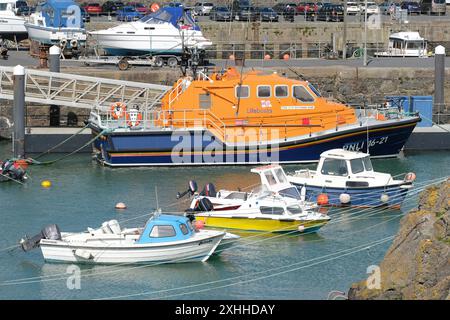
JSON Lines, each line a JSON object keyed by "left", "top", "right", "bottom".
{"left": 20, "top": 224, "right": 61, "bottom": 252}
{"left": 193, "top": 197, "right": 214, "bottom": 212}
{"left": 177, "top": 180, "right": 198, "bottom": 199}
{"left": 201, "top": 183, "right": 216, "bottom": 197}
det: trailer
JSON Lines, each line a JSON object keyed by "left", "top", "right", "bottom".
{"left": 77, "top": 54, "right": 181, "bottom": 70}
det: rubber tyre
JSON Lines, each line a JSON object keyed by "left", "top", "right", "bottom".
{"left": 154, "top": 56, "right": 164, "bottom": 68}
{"left": 167, "top": 57, "right": 178, "bottom": 68}
{"left": 118, "top": 58, "right": 129, "bottom": 71}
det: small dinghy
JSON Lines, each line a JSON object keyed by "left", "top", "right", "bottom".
{"left": 20, "top": 212, "right": 230, "bottom": 264}
{"left": 0, "top": 159, "right": 27, "bottom": 183}
{"left": 179, "top": 165, "right": 330, "bottom": 233}
{"left": 287, "top": 149, "right": 415, "bottom": 209}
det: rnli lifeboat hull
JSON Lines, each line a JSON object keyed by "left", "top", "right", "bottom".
{"left": 90, "top": 117, "right": 419, "bottom": 166}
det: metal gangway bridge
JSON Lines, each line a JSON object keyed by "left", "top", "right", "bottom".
{"left": 0, "top": 66, "right": 171, "bottom": 110}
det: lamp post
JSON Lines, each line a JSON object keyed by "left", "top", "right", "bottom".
{"left": 363, "top": 0, "right": 368, "bottom": 66}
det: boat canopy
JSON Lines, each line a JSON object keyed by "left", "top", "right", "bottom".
{"left": 139, "top": 6, "right": 200, "bottom": 31}
{"left": 36, "top": 0, "right": 84, "bottom": 28}
{"left": 389, "top": 32, "right": 425, "bottom": 42}
{"left": 137, "top": 214, "right": 194, "bottom": 244}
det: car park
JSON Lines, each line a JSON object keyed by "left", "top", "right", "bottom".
{"left": 85, "top": 2, "right": 103, "bottom": 15}
{"left": 194, "top": 2, "right": 214, "bottom": 15}
{"left": 346, "top": 1, "right": 361, "bottom": 15}
{"left": 419, "top": 0, "right": 446, "bottom": 14}
{"left": 116, "top": 6, "right": 144, "bottom": 21}
{"left": 296, "top": 2, "right": 318, "bottom": 16}
{"left": 272, "top": 2, "right": 298, "bottom": 14}
{"left": 235, "top": 6, "right": 259, "bottom": 21}
{"left": 400, "top": 1, "right": 422, "bottom": 14}
{"left": 128, "top": 2, "right": 149, "bottom": 15}
{"left": 102, "top": 1, "right": 124, "bottom": 15}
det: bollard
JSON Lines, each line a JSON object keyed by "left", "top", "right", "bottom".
{"left": 13, "top": 65, "right": 25, "bottom": 159}
{"left": 434, "top": 45, "right": 445, "bottom": 124}
{"left": 49, "top": 45, "right": 60, "bottom": 127}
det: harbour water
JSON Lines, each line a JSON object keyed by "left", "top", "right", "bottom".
{"left": 0, "top": 140, "right": 449, "bottom": 300}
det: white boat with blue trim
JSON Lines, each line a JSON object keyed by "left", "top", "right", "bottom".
{"left": 287, "top": 149, "right": 416, "bottom": 209}
{"left": 20, "top": 213, "right": 231, "bottom": 264}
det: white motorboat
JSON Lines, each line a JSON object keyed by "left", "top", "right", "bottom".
{"left": 25, "top": 0, "right": 86, "bottom": 51}
{"left": 0, "top": 0, "right": 27, "bottom": 42}
{"left": 20, "top": 212, "right": 231, "bottom": 264}
{"left": 287, "top": 149, "right": 416, "bottom": 208}
{"left": 179, "top": 165, "right": 330, "bottom": 233}
{"left": 375, "top": 32, "right": 429, "bottom": 58}
{"left": 88, "top": 6, "right": 212, "bottom": 56}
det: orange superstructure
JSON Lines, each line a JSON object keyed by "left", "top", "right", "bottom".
{"left": 159, "top": 67, "right": 357, "bottom": 144}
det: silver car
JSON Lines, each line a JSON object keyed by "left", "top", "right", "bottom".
{"left": 194, "top": 2, "right": 214, "bottom": 15}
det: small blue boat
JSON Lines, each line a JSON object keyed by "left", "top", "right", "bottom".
{"left": 287, "top": 149, "right": 416, "bottom": 209}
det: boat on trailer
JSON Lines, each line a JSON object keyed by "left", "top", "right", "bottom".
{"left": 287, "top": 149, "right": 416, "bottom": 209}
{"left": 20, "top": 213, "right": 231, "bottom": 264}
{"left": 88, "top": 67, "right": 421, "bottom": 166}
{"left": 179, "top": 165, "right": 330, "bottom": 233}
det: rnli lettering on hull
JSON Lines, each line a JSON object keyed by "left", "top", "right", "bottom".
{"left": 343, "top": 136, "right": 389, "bottom": 152}
{"left": 247, "top": 108, "right": 273, "bottom": 114}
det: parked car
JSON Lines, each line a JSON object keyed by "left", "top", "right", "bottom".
{"left": 168, "top": 2, "right": 184, "bottom": 7}
{"left": 102, "top": 1, "right": 124, "bottom": 15}
{"left": 235, "top": 6, "right": 259, "bottom": 21}
{"left": 85, "top": 3, "right": 102, "bottom": 15}
{"left": 400, "top": 1, "right": 421, "bottom": 13}
{"left": 346, "top": 1, "right": 361, "bottom": 15}
{"left": 420, "top": 0, "right": 446, "bottom": 15}
{"left": 257, "top": 7, "right": 279, "bottom": 21}
{"left": 128, "top": 2, "right": 149, "bottom": 15}
{"left": 379, "top": 1, "right": 401, "bottom": 14}
{"left": 194, "top": 2, "right": 214, "bottom": 15}
{"left": 283, "top": 5, "right": 296, "bottom": 21}
{"left": 116, "top": 6, "right": 144, "bottom": 21}
{"left": 80, "top": 7, "right": 90, "bottom": 22}
{"left": 209, "top": 6, "right": 232, "bottom": 21}
{"left": 316, "top": 4, "right": 344, "bottom": 21}
{"left": 296, "top": 2, "right": 318, "bottom": 15}
{"left": 272, "top": 2, "right": 298, "bottom": 14}
{"left": 366, "top": 3, "right": 380, "bottom": 14}
{"left": 359, "top": 1, "right": 378, "bottom": 13}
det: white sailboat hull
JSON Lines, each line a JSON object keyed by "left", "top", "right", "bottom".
{"left": 39, "top": 231, "right": 224, "bottom": 264}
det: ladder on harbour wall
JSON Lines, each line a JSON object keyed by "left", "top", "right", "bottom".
{"left": 0, "top": 66, "right": 170, "bottom": 111}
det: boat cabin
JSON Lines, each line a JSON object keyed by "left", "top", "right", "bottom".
{"left": 136, "top": 214, "right": 195, "bottom": 244}
{"left": 139, "top": 7, "right": 200, "bottom": 31}
{"left": 375, "top": 32, "right": 428, "bottom": 57}
{"left": 251, "top": 164, "right": 303, "bottom": 200}
{"left": 158, "top": 67, "right": 357, "bottom": 144}
{"left": 315, "top": 149, "right": 374, "bottom": 179}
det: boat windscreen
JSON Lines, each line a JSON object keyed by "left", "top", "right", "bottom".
{"left": 279, "top": 187, "right": 301, "bottom": 200}
{"left": 308, "top": 83, "right": 322, "bottom": 97}
{"left": 363, "top": 157, "right": 373, "bottom": 171}
{"left": 140, "top": 10, "right": 173, "bottom": 24}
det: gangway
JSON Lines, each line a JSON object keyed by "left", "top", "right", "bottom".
{"left": 0, "top": 66, "right": 171, "bottom": 110}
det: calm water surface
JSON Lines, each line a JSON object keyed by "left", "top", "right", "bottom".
{"left": 0, "top": 140, "right": 449, "bottom": 300}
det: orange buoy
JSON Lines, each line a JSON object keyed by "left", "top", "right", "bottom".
{"left": 150, "top": 3, "right": 160, "bottom": 12}
{"left": 375, "top": 113, "right": 386, "bottom": 121}
{"left": 14, "top": 159, "right": 29, "bottom": 170}
{"left": 115, "top": 202, "right": 127, "bottom": 209}
{"left": 194, "top": 220, "right": 205, "bottom": 230}
{"left": 264, "top": 54, "right": 271, "bottom": 60}
{"left": 317, "top": 193, "right": 329, "bottom": 206}
{"left": 283, "top": 53, "right": 290, "bottom": 60}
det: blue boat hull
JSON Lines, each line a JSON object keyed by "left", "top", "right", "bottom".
{"left": 91, "top": 118, "right": 419, "bottom": 166}
{"left": 291, "top": 182, "right": 411, "bottom": 209}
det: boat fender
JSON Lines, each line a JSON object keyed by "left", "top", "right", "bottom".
{"left": 298, "top": 225, "right": 305, "bottom": 232}
{"left": 404, "top": 172, "right": 416, "bottom": 182}
{"left": 317, "top": 193, "right": 329, "bottom": 206}
{"left": 110, "top": 102, "right": 127, "bottom": 119}
{"left": 380, "top": 193, "right": 389, "bottom": 203}
{"left": 60, "top": 38, "right": 67, "bottom": 48}
{"left": 194, "top": 220, "right": 205, "bottom": 230}
{"left": 339, "top": 193, "right": 351, "bottom": 204}
{"left": 74, "top": 249, "right": 93, "bottom": 260}
{"left": 70, "top": 39, "right": 78, "bottom": 48}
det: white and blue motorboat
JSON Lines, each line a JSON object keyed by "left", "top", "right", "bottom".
{"left": 25, "top": 0, "right": 86, "bottom": 51}
{"left": 0, "top": 0, "right": 28, "bottom": 42}
{"left": 20, "top": 212, "right": 233, "bottom": 264}
{"left": 287, "top": 149, "right": 416, "bottom": 209}
{"left": 88, "top": 6, "right": 212, "bottom": 56}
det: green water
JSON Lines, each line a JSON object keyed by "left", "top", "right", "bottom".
{"left": 0, "top": 140, "right": 449, "bottom": 300}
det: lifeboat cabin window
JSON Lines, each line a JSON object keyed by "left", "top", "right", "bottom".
{"left": 321, "top": 158, "right": 348, "bottom": 176}
{"left": 257, "top": 85, "right": 271, "bottom": 98}
{"left": 293, "top": 85, "right": 315, "bottom": 102}
{"left": 235, "top": 85, "right": 249, "bottom": 98}
{"left": 275, "top": 85, "right": 289, "bottom": 98}
{"left": 149, "top": 225, "right": 176, "bottom": 238}
{"left": 260, "top": 206, "right": 285, "bottom": 215}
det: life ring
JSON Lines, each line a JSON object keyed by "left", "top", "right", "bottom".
{"left": 404, "top": 172, "right": 416, "bottom": 182}
{"left": 126, "top": 110, "right": 143, "bottom": 127}
{"left": 110, "top": 102, "right": 127, "bottom": 119}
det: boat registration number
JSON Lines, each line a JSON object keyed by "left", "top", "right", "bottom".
{"left": 343, "top": 136, "right": 389, "bottom": 152}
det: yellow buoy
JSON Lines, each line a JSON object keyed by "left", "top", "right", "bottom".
{"left": 115, "top": 202, "right": 127, "bottom": 209}
{"left": 41, "top": 180, "right": 51, "bottom": 188}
